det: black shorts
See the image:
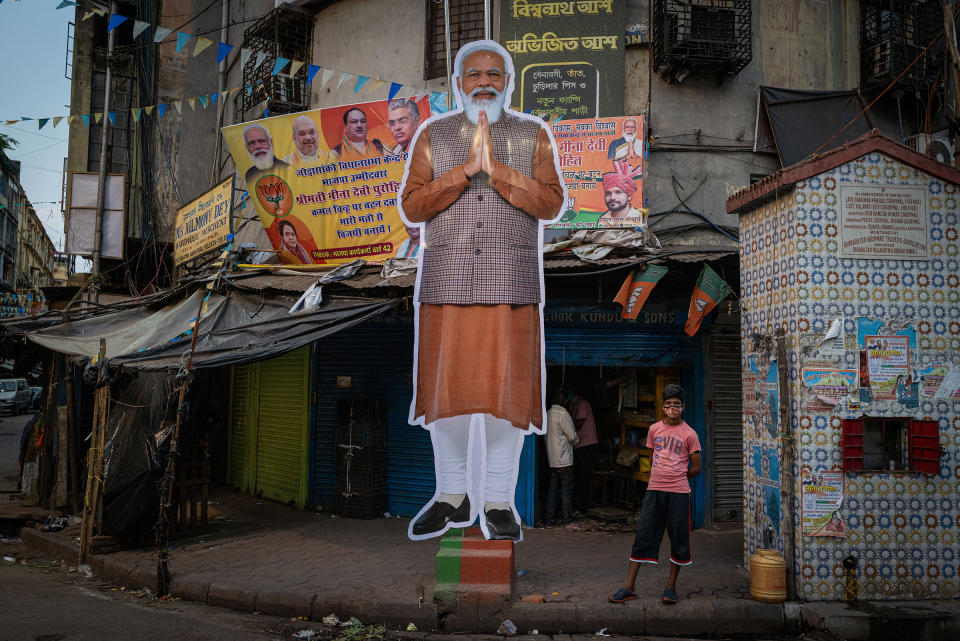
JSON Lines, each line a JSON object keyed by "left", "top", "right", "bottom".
{"left": 629, "top": 490, "right": 692, "bottom": 566}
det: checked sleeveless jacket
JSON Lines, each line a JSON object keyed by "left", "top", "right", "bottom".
{"left": 418, "top": 111, "right": 543, "bottom": 305}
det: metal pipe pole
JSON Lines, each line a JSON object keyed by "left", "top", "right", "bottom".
{"left": 91, "top": 0, "right": 118, "bottom": 303}
{"left": 444, "top": 0, "right": 453, "bottom": 110}
{"left": 211, "top": 0, "right": 229, "bottom": 186}
{"left": 484, "top": 0, "right": 490, "bottom": 40}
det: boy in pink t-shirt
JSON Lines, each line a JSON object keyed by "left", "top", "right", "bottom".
{"left": 608, "top": 384, "right": 701, "bottom": 605}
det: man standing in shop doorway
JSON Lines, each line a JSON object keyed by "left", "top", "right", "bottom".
{"left": 609, "top": 384, "right": 702, "bottom": 605}
{"left": 568, "top": 391, "right": 598, "bottom": 517}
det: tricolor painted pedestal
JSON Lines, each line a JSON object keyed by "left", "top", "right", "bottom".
{"left": 435, "top": 527, "right": 514, "bottom": 608}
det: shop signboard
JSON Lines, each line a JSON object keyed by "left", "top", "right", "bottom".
{"left": 174, "top": 178, "right": 233, "bottom": 267}
{"left": 500, "top": 0, "right": 625, "bottom": 118}
{"left": 550, "top": 115, "right": 646, "bottom": 229}
{"left": 222, "top": 98, "right": 433, "bottom": 265}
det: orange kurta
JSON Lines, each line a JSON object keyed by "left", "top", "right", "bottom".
{"left": 402, "top": 125, "right": 563, "bottom": 430}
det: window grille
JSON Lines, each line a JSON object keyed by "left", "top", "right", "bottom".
{"left": 238, "top": 6, "right": 313, "bottom": 119}
{"left": 425, "top": 0, "right": 485, "bottom": 81}
{"left": 652, "top": 0, "right": 752, "bottom": 82}
{"left": 860, "top": 0, "right": 941, "bottom": 98}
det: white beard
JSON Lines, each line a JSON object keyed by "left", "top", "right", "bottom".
{"left": 463, "top": 88, "right": 506, "bottom": 125}
{"left": 623, "top": 133, "right": 636, "bottom": 143}
{"left": 250, "top": 152, "right": 274, "bottom": 171}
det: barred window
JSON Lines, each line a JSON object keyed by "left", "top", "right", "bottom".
{"left": 425, "top": 0, "right": 485, "bottom": 80}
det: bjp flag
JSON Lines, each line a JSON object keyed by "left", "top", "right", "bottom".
{"left": 684, "top": 265, "right": 731, "bottom": 336}
{"left": 614, "top": 264, "right": 667, "bottom": 319}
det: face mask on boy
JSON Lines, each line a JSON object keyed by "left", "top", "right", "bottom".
{"left": 664, "top": 406, "right": 682, "bottom": 420}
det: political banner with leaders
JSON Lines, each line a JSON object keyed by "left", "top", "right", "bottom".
{"left": 549, "top": 115, "right": 647, "bottom": 230}
{"left": 222, "top": 97, "right": 433, "bottom": 265}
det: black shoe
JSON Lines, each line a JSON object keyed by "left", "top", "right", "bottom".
{"left": 411, "top": 496, "right": 471, "bottom": 536}
{"left": 485, "top": 508, "right": 521, "bottom": 541}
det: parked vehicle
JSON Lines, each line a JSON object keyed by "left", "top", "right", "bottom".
{"left": 29, "top": 386, "right": 43, "bottom": 410}
{"left": 0, "top": 378, "right": 31, "bottom": 415}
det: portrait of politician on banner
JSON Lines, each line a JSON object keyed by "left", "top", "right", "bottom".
{"left": 397, "top": 40, "right": 566, "bottom": 543}
{"left": 222, "top": 97, "right": 434, "bottom": 265}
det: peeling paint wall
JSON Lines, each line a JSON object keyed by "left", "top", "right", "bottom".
{"left": 740, "top": 153, "right": 960, "bottom": 601}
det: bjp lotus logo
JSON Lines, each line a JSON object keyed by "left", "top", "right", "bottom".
{"left": 255, "top": 175, "right": 293, "bottom": 217}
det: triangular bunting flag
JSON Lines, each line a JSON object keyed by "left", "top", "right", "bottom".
{"left": 81, "top": 115, "right": 90, "bottom": 127}
{"left": 210, "top": 92, "right": 217, "bottom": 105}
{"left": 220, "top": 90, "right": 230, "bottom": 101}
{"left": 67, "top": 116, "right": 77, "bottom": 125}
{"left": 229, "top": 87, "right": 239, "bottom": 95}
{"left": 217, "top": 42, "right": 233, "bottom": 64}
{"left": 132, "top": 108, "right": 142, "bottom": 122}
{"left": 176, "top": 32, "right": 192, "bottom": 53}
{"left": 145, "top": 106, "right": 154, "bottom": 116}
{"left": 20, "top": 117, "right": 32, "bottom": 121}
{"left": 56, "top": 1, "right": 79, "bottom": 9}
{"left": 366, "top": 79, "right": 384, "bottom": 94}
{"left": 613, "top": 265, "right": 668, "bottom": 319}
{"left": 94, "top": 113, "right": 103, "bottom": 124}
{"left": 52, "top": 116, "right": 64, "bottom": 128}
{"left": 173, "top": 101, "right": 182, "bottom": 114}
{"left": 337, "top": 72, "right": 353, "bottom": 89}
{"left": 95, "top": 8, "right": 106, "bottom": 16}
{"left": 254, "top": 52, "right": 268, "bottom": 70}
{"left": 320, "top": 68, "right": 335, "bottom": 88}
{"left": 107, "top": 111, "right": 117, "bottom": 125}
{"left": 198, "top": 95, "right": 208, "bottom": 108}
{"left": 153, "top": 26, "right": 173, "bottom": 43}
{"left": 388, "top": 82, "right": 402, "bottom": 102}
{"left": 132, "top": 20, "right": 150, "bottom": 39}
{"left": 82, "top": 10, "right": 97, "bottom": 21}
{"left": 684, "top": 265, "right": 731, "bottom": 336}
{"left": 271, "top": 57, "right": 290, "bottom": 76}
{"left": 353, "top": 75, "right": 369, "bottom": 93}
{"left": 188, "top": 98, "right": 196, "bottom": 110}
{"left": 245, "top": 84, "right": 252, "bottom": 96}
{"left": 287, "top": 60, "right": 304, "bottom": 78}
{"left": 193, "top": 37, "right": 213, "bottom": 57}
{"left": 157, "top": 104, "right": 167, "bottom": 119}
{"left": 107, "top": 14, "right": 128, "bottom": 33}
{"left": 306, "top": 64, "right": 321, "bottom": 85}
{"left": 239, "top": 48, "right": 252, "bottom": 70}
{"left": 4, "top": 120, "right": 19, "bottom": 125}
{"left": 38, "top": 118, "right": 49, "bottom": 129}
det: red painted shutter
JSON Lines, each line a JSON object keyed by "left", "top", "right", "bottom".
{"left": 841, "top": 419, "right": 864, "bottom": 472}
{"left": 909, "top": 420, "right": 940, "bottom": 475}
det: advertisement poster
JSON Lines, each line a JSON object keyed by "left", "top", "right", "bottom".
{"left": 174, "top": 178, "right": 233, "bottom": 267}
{"left": 865, "top": 335, "right": 910, "bottom": 400}
{"left": 801, "top": 368, "right": 858, "bottom": 405}
{"left": 222, "top": 97, "right": 433, "bottom": 264}
{"left": 549, "top": 115, "right": 646, "bottom": 229}
{"left": 500, "top": 0, "right": 626, "bottom": 118}
{"left": 801, "top": 471, "right": 846, "bottom": 537}
{"left": 919, "top": 363, "right": 948, "bottom": 397}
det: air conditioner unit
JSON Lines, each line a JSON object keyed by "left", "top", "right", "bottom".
{"left": 904, "top": 134, "right": 953, "bottom": 165}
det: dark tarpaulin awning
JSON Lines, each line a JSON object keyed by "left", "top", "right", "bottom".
{"left": 755, "top": 86, "right": 873, "bottom": 168}
{"left": 27, "top": 284, "right": 400, "bottom": 370}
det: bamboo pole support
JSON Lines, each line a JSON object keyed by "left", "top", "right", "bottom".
{"left": 79, "top": 339, "right": 108, "bottom": 566}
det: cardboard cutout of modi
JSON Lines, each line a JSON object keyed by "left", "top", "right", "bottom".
{"left": 397, "top": 40, "right": 566, "bottom": 542}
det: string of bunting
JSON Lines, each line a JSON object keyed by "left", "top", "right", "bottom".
{"left": 1, "top": 2, "right": 453, "bottom": 127}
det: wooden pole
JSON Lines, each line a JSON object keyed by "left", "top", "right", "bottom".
{"left": 156, "top": 290, "right": 209, "bottom": 595}
{"left": 79, "top": 339, "right": 108, "bottom": 566}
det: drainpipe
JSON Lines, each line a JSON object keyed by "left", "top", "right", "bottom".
{"left": 91, "top": 0, "right": 118, "bottom": 303}
{"left": 776, "top": 328, "right": 797, "bottom": 600}
{"left": 484, "top": 0, "right": 490, "bottom": 39}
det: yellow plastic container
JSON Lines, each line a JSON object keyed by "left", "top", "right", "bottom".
{"left": 750, "top": 548, "right": 787, "bottom": 603}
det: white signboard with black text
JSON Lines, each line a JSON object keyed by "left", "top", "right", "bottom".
{"left": 838, "top": 185, "right": 928, "bottom": 260}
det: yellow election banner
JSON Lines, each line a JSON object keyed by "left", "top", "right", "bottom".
{"left": 174, "top": 177, "right": 233, "bottom": 267}
{"left": 222, "top": 98, "right": 432, "bottom": 265}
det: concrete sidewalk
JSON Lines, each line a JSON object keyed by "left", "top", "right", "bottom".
{"left": 17, "top": 489, "right": 960, "bottom": 639}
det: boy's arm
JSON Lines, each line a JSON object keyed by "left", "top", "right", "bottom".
{"left": 687, "top": 452, "right": 702, "bottom": 478}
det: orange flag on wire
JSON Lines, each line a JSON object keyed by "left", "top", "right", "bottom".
{"left": 614, "top": 265, "right": 668, "bottom": 319}
{"left": 684, "top": 265, "right": 731, "bottom": 336}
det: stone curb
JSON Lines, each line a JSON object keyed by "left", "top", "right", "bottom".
{"left": 19, "top": 527, "right": 810, "bottom": 636}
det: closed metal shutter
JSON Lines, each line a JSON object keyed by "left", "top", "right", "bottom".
{"left": 312, "top": 323, "right": 433, "bottom": 516}
{"left": 708, "top": 318, "right": 743, "bottom": 522}
{"left": 228, "top": 364, "right": 251, "bottom": 490}
{"left": 255, "top": 347, "right": 310, "bottom": 508}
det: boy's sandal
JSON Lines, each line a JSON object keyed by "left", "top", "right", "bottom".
{"left": 661, "top": 587, "right": 678, "bottom": 604}
{"left": 608, "top": 588, "right": 637, "bottom": 603}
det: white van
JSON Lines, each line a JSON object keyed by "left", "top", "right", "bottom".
{"left": 0, "top": 378, "right": 32, "bottom": 415}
